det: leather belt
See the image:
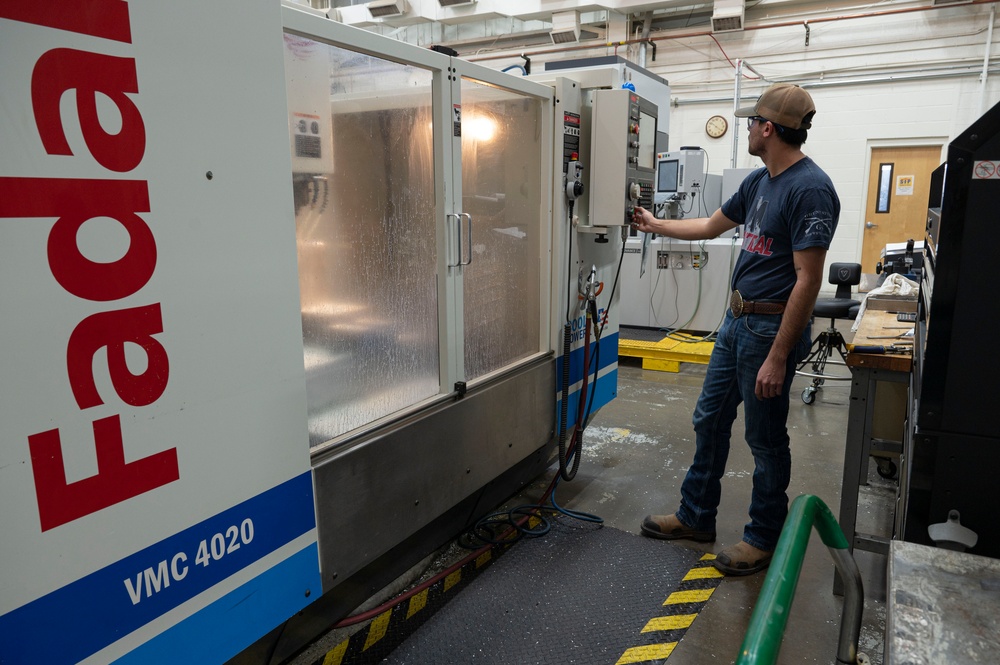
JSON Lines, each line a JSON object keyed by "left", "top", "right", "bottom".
{"left": 730, "top": 290, "right": 786, "bottom": 317}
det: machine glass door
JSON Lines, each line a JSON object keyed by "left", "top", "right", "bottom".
{"left": 283, "top": 32, "right": 443, "bottom": 447}
{"left": 457, "top": 75, "right": 546, "bottom": 381}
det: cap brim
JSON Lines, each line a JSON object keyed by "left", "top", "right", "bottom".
{"left": 733, "top": 104, "right": 757, "bottom": 118}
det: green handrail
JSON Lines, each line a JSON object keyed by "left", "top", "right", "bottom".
{"left": 736, "top": 494, "right": 864, "bottom": 665}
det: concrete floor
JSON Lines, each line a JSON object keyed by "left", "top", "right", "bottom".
{"left": 292, "top": 335, "right": 896, "bottom": 665}
{"left": 546, "top": 355, "right": 891, "bottom": 664}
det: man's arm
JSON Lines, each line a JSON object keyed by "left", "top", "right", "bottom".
{"left": 754, "top": 246, "right": 827, "bottom": 400}
{"left": 631, "top": 205, "right": 738, "bottom": 241}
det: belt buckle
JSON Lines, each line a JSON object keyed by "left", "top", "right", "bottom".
{"left": 730, "top": 290, "right": 745, "bottom": 318}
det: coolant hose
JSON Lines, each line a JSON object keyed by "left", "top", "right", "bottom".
{"left": 561, "top": 312, "right": 591, "bottom": 481}
{"left": 557, "top": 323, "right": 572, "bottom": 478}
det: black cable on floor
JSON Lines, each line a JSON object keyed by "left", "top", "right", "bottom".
{"left": 457, "top": 469, "right": 603, "bottom": 551}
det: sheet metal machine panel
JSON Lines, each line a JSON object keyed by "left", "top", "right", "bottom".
{"left": 0, "top": 2, "right": 320, "bottom": 664}
{"left": 532, "top": 61, "right": 667, "bottom": 359}
{"left": 904, "top": 100, "right": 1000, "bottom": 558}
{"left": 545, "top": 76, "right": 653, "bottom": 423}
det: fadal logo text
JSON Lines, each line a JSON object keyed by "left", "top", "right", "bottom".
{"left": 0, "top": 1, "right": 179, "bottom": 531}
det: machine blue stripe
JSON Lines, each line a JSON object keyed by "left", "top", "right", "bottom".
{"left": 0, "top": 471, "right": 318, "bottom": 665}
{"left": 111, "top": 543, "right": 321, "bottom": 665}
{"left": 558, "top": 368, "right": 618, "bottom": 425}
{"left": 555, "top": 332, "right": 619, "bottom": 424}
{"left": 555, "top": 331, "right": 619, "bottom": 387}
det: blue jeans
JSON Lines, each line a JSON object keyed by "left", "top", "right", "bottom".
{"left": 675, "top": 310, "right": 810, "bottom": 552}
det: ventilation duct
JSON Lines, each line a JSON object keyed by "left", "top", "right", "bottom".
{"left": 439, "top": 0, "right": 476, "bottom": 6}
{"left": 712, "top": 0, "right": 745, "bottom": 32}
{"left": 550, "top": 10, "right": 581, "bottom": 44}
{"left": 367, "top": 0, "right": 408, "bottom": 18}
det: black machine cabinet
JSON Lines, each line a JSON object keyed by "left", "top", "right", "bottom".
{"left": 906, "top": 101, "right": 1000, "bottom": 558}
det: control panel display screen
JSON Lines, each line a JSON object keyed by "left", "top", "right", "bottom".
{"left": 638, "top": 110, "right": 656, "bottom": 170}
{"left": 657, "top": 159, "right": 678, "bottom": 193}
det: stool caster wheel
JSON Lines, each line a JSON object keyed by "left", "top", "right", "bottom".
{"left": 801, "top": 387, "right": 816, "bottom": 404}
{"left": 876, "top": 458, "right": 898, "bottom": 480}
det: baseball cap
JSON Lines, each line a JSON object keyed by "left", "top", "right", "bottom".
{"left": 734, "top": 83, "right": 816, "bottom": 130}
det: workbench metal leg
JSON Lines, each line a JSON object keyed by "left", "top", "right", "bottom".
{"left": 835, "top": 366, "right": 871, "bottom": 596}
{"left": 857, "top": 371, "right": 879, "bottom": 488}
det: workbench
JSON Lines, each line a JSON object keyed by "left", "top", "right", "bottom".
{"left": 835, "top": 308, "right": 913, "bottom": 592}
{"left": 887, "top": 540, "right": 1000, "bottom": 662}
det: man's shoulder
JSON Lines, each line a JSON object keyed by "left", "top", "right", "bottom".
{"left": 793, "top": 156, "right": 834, "bottom": 183}
{"left": 781, "top": 157, "right": 837, "bottom": 199}
{"left": 739, "top": 166, "right": 770, "bottom": 190}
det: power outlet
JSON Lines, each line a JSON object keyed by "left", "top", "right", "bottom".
{"left": 658, "top": 250, "right": 692, "bottom": 269}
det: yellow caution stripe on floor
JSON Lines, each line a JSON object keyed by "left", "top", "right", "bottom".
{"left": 683, "top": 565, "right": 724, "bottom": 581}
{"left": 615, "top": 642, "right": 677, "bottom": 664}
{"left": 641, "top": 614, "right": 696, "bottom": 632}
{"left": 664, "top": 588, "right": 715, "bottom": 605}
{"left": 310, "top": 540, "right": 516, "bottom": 665}
{"left": 614, "top": 552, "right": 726, "bottom": 664}
{"left": 321, "top": 640, "right": 348, "bottom": 665}
{"left": 406, "top": 589, "right": 428, "bottom": 620}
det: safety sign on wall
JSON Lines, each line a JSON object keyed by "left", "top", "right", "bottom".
{"left": 895, "top": 175, "right": 914, "bottom": 195}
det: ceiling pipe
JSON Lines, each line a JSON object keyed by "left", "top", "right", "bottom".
{"left": 465, "top": 0, "right": 1000, "bottom": 62}
{"left": 675, "top": 65, "right": 1000, "bottom": 105}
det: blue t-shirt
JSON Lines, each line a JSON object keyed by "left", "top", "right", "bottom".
{"left": 720, "top": 157, "right": 840, "bottom": 301}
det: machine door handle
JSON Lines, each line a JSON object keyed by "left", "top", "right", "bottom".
{"left": 447, "top": 212, "right": 462, "bottom": 267}
{"left": 459, "top": 213, "right": 473, "bottom": 266}
{"left": 865, "top": 221, "right": 878, "bottom": 229}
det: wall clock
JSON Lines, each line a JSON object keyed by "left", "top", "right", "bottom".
{"left": 706, "top": 115, "right": 728, "bottom": 138}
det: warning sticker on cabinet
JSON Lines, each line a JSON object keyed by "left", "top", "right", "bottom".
{"left": 974, "top": 161, "right": 999, "bottom": 179}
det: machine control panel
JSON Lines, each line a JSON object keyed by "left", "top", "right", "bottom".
{"left": 638, "top": 181, "right": 654, "bottom": 209}
{"left": 562, "top": 111, "right": 582, "bottom": 174}
{"left": 589, "top": 89, "right": 658, "bottom": 227}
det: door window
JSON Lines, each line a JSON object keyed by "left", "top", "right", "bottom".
{"left": 284, "top": 34, "right": 440, "bottom": 447}
{"left": 459, "top": 77, "right": 544, "bottom": 380}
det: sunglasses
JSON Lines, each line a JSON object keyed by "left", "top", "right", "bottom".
{"left": 747, "top": 116, "right": 785, "bottom": 133}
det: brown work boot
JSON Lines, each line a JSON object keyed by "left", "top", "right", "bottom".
{"left": 640, "top": 514, "right": 716, "bottom": 542}
{"left": 712, "top": 541, "right": 773, "bottom": 576}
